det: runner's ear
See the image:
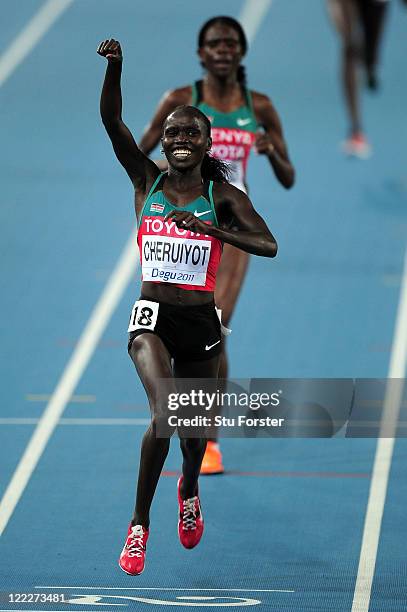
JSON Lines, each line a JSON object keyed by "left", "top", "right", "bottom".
{"left": 197, "top": 47, "right": 205, "bottom": 65}
{"left": 207, "top": 136, "right": 212, "bottom": 151}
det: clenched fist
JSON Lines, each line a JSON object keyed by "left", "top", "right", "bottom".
{"left": 97, "top": 39, "right": 122, "bottom": 63}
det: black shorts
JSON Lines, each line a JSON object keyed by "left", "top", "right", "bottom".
{"left": 127, "top": 297, "right": 222, "bottom": 361}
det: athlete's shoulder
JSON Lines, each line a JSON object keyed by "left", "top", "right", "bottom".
{"left": 250, "top": 90, "right": 283, "bottom": 128}
{"left": 250, "top": 90, "right": 275, "bottom": 112}
{"left": 161, "top": 85, "right": 193, "bottom": 107}
{"left": 212, "top": 181, "right": 248, "bottom": 202}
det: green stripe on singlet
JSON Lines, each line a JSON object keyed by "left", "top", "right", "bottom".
{"left": 139, "top": 173, "right": 219, "bottom": 228}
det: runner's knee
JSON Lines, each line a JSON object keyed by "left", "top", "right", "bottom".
{"left": 150, "top": 409, "right": 175, "bottom": 437}
{"left": 179, "top": 438, "right": 206, "bottom": 453}
{"left": 128, "top": 333, "right": 154, "bottom": 361}
{"left": 343, "top": 41, "right": 359, "bottom": 60}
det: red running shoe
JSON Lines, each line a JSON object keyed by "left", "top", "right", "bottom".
{"left": 177, "top": 476, "right": 204, "bottom": 549}
{"left": 118, "top": 523, "right": 149, "bottom": 575}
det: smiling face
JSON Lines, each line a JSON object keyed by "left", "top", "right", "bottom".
{"left": 161, "top": 109, "right": 212, "bottom": 171}
{"left": 198, "top": 22, "right": 244, "bottom": 78}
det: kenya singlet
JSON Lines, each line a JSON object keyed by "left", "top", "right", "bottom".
{"left": 137, "top": 173, "right": 222, "bottom": 291}
{"left": 192, "top": 80, "right": 258, "bottom": 193}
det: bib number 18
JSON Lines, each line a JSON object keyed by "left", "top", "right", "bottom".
{"left": 127, "top": 300, "right": 159, "bottom": 333}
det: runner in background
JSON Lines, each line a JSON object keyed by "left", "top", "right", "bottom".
{"left": 327, "top": 0, "right": 405, "bottom": 157}
{"left": 140, "top": 16, "right": 295, "bottom": 474}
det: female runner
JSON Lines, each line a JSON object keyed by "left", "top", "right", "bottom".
{"left": 327, "top": 0, "right": 400, "bottom": 157}
{"left": 97, "top": 38, "right": 278, "bottom": 575}
{"left": 139, "top": 16, "right": 294, "bottom": 473}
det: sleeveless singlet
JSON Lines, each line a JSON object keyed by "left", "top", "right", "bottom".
{"left": 137, "top": 173, "right": 223, "bottom": 291}
{"left": 192, "top": 80, "right": 258, "bottom": 193}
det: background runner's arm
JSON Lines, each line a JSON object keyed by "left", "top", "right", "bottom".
{"left": 253, "top": 92, "right": 295, "bottom": 189}
{"left": 98, "top": 39, "right": 158, "bottom": 189}
{"left": 139, "top": 88, "right": 191, "bottom": 155}
{"left": 165, "top": 185, "right": 277, "bottom": 258}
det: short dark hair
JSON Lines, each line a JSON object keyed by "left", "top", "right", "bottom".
{"left": 198, "top": 16, "right": 248, "bottom": 55}
{"left": 164, "top": 105, "right": 212, "bottom": 138}
{"left": 163, "top": 106, "right": 230, "bottom": 183}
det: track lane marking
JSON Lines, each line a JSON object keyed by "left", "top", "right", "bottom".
{"left": 25, "top": 394, "right": 96, "bottom": 403}
{"left": 238, "top": 0, "right": 273, "bottom": 43}
{"left": 0, "top": 230, "right": 139, "bottom": 537}
{"left": 352, "top": 249, "right": 407, "bottom": 611}
{"left": 36, "top": 587, "right": 294, "bottom": 593}
{"left": 0, "top": 0, "right": 74, "bottom": 88}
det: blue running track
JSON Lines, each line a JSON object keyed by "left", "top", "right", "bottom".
{"left": 1, "top": 1, "right": 407, "bottom": 610}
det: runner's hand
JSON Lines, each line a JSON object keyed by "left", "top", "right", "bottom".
{"left": 97, "top": 39, "right": 123, "bottom": 63}
{"left": 255, "top": 131, "right": 275, "bottom": 156}
{"left": 165, "top": 210, "right": 213, "bottom": 234}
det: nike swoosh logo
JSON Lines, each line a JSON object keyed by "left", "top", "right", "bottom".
{"left": 237, "top": 118, "right": 251, "bottom": 127}
{"left": 194, "top": 209, "right": 212, "bottom": 218}
{"left": 205, "top": 340, "right": 221, "bottom": 351}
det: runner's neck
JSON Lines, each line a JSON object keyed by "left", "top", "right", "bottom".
{"left": 165, "top": 169, "right": 204, "bottom": 198}
{"left": 203, "top": 74, "right": 243, "bottom": 110}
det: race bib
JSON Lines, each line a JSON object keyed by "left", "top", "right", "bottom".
{"left": 127, "top": 299, "right": 159, "bottom": 333}
{"left": 141, "top": 235, "right": 212, "bottom": 286}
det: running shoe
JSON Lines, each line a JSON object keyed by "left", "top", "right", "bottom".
{"left": 200, "top": 441, "right": 224, "bottom": 475}
{"left": 177, "top": 476, "right": 204, "bottom": 549}
{"left": 341, "top": 132, "right": 372, "bottom": 159}
{"left": 118, "top": 523, "right": 149, "bottom": 575}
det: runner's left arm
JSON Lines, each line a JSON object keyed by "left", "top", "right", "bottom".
{"left": 165, "top": 183, "right": 277, "bottom": 258}
{"left": 252, "top": 92, "right": 295, "bottom": 189}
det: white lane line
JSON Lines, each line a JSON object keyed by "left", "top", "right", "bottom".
{"left": 25, "top": 394, "right": 96, "bottom": 403}
{"left": 58, "top": 418, "right": 150, "bottom": 425}
{"left": 37, "top": 587, "right": 294, "bottom": 593}
{"left": 0, "top": 230, "right": 139, "bottom": 537}
{"left": 0, "top": 0, "right": 74, "bottom": 88}
{"left": 238, "top": 0, "right": 273, "bottom": 44}
{"left": 0, "top": 418, "right": 150, "bottom": 426}
{"left": 0, "top": 419, "right": 39, "bottom": 425}
{"left": 352, "top": 249, "right": 407, "bottom": 612}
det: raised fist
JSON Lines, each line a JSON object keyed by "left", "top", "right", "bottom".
{"left": 97, "top": 39, "right": 122, "bottom": 63}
